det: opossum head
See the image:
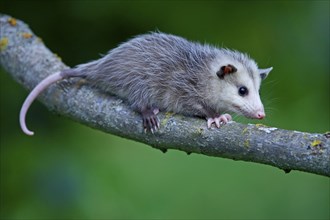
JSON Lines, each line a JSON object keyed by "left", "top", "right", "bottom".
{"left": 209, "top": 50, "right": 272, "bottom": 119}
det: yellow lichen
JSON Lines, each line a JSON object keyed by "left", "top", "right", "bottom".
{"left": 242, "top": 127, "right": 248, "bottom": 134}
{"left": 324, "top": 131, "right": 330, "bottom": 138}
{"left": 0, "top": 38, "right": 9, "bottom": 51}
{"left": 244, "top": 139, "right": 250, "bottom": 148}
{"left": 161, "top": 112, "right": 175, "bottom": 127}
{"left": 54, "top": 53, "right": 62, "bottom": 61}
{"left": 8, "top": 17, "right": 17, "bottom": 26}
{"left": 22, "top": 32, "right": 33, "bottom": 39}
{"left": 196, "top": 127, "right": 204, "bottom": 135}
{"left": 303, "top": 133, "right": 309, "bottom": 140}
{"left": 74, "top": 78, "right": 87, "bottom": 89}
{"left": 311, "top": 140, "right": 322, "bottom": 147}
{"left": 165, "top": 112, "right": 175, "bottom": 117}
{"left": 255, "top": 123, "right": 269, "bottom": 128}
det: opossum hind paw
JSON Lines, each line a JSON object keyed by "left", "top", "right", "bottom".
{"left": 142, "top": 108, "right": 160, "bottom": 133}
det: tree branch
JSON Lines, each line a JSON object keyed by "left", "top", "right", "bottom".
{"left": 1, "top": 14, "right": 329, "bottom": 177}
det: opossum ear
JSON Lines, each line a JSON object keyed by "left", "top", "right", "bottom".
{"left": 259, "top": 67, "right": 273, "bottom": 80}
{"left": 216, "top": 64, "right": 237, "bottom": 79}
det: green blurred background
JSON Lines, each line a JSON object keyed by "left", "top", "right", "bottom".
{"left": 1, "top": 1, "right": 329, "bottom": 219}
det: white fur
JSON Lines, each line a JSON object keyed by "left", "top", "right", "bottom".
{"left": 208, "top": 52, "right": 266, "bottom": 118}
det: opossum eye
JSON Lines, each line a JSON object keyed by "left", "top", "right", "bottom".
{"left": 238, "top": 86, "right": 248, "bottom": 96}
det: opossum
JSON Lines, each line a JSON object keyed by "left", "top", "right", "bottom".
{"left": 19, "top": 32, "right": 272, "bottom": 135}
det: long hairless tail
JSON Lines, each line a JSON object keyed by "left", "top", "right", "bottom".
{"left": 20, "top": 71, "right": 65, "bottom": 136}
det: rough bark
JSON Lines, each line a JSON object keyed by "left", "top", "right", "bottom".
{"left": 1, "top": 14, "right": 329, "bottom": 177}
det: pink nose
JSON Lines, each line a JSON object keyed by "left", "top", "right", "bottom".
{"left": 256, "top": 111, "right": 265, "bottom": 119}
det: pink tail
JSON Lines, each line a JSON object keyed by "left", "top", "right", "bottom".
{"left": 20, "top": 72, "right": 63, "bottom": 136}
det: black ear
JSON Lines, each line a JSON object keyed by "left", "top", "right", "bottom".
{"left": 216, "top": 64, "right": 237, "bottom": 79}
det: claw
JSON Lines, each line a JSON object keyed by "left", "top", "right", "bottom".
{"left": 207, "top": 113, "right": 232, "bottom": 129}
{"left": 142, "top": 108, "right": 160, "bottom": 133}
{"left": 215, "top": 117, "right": 220, "bottom": 128}
{"left": 153, "top": 108, "right": 159, "bottom": 115}
{"left": 207, "top": 118, "right": 213, "bottom": 128}
{"left": 219, "top": 115, "right": 227, "bottom": 124}
{"left": 225, "top": 114, "right": 232, "bottom": 121}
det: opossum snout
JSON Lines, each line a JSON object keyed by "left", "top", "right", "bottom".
{"left": 255, "top": 111, "right": 266, "bottom": 119}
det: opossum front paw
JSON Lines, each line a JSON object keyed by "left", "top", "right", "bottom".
{"left": 207, "top": 113, "right": 232, "bottom": 128}
{"left": 142, "top": 108, "right": 160, "bottom": 133}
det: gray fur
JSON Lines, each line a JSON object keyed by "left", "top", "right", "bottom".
{"left": 74, "top": 32, "right": 263, "bottom": 117}
{"left": 75, "top": 33, "right": 217, "bottom": 114}
{"left": 20, "top": 32, "right": 272, "bottom": 135}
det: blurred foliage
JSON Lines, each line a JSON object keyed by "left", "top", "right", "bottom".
{"left": 0, "top": 1, "right": 329, "bottom": 219}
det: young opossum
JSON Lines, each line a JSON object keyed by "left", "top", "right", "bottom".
{"left": 20, "top": 32, "right": 272, "bottom": 135}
